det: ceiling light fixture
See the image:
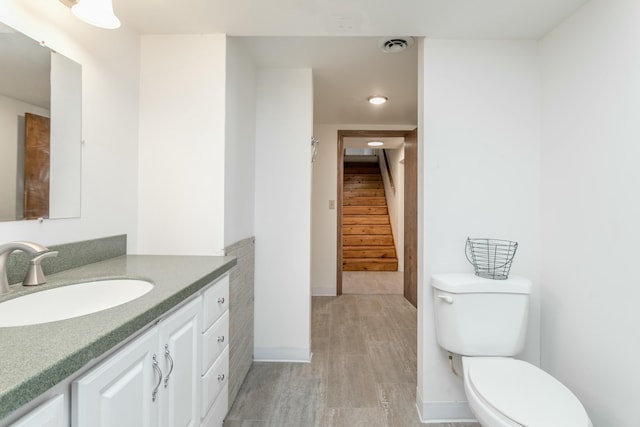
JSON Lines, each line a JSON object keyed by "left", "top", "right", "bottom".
{"left": 64, "top": 0, "right": 121, "bottom": 29}
{"left": 368, "top": 96, "right": 388, "bottom": 105}
{"left": 368, "top": 141, "right": 384, "bottom": 147}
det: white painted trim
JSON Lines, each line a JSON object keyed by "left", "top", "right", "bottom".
{"left": 312, "top": 288, "right": 337, "bottom": 296}
{"left": 416, "top": 387, "right": 476, "bottom": 423}
{"left": 254, "top": 347, "right": 312, "bottom": 363}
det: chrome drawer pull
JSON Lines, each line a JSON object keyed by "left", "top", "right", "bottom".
{"left": 217, "top": 335, "right": 225, "bottom": 343}
{"left": 152, "top": 354, "right": 163, "bottom": 402}
{"left": 217, "top": 373, "right": 225, "bottom": 382}
{"left": 217, "top": 297, "right": 225, "bottom": 304}
{"left": 164, "top": 344, "right": 174, "bottom": 388}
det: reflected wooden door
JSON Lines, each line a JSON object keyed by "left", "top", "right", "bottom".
{"left": 24, "top": 113, "right": 50, "bottom": 219}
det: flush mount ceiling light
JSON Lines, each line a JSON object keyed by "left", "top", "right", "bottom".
{"left": 368, "top": 96, "right": 388, "bottom": 105}
{"left": 379, "top": 37, "right": 415, "bottom": 54}
{"left": 62, "top": 0, "right": 121, "bottom": 29}
{"left": 367, "top": 141, "right": 384, "bottom": 147}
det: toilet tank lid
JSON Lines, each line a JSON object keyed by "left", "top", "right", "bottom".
{"left": 431, "top": 273, "right": 532, "bottom": 294}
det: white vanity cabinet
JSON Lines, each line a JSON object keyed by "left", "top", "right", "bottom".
{"left": 200, "top": 274, "right": 229, "bottom": 427}
{"left": 72, "top": 273, "right": 230, "bottom": 427}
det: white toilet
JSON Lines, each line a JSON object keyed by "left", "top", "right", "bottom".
{"left": 431, "top": 273, "right": 592, "bottom": 427}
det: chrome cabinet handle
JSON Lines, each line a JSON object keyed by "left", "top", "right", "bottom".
{"left": 164, "top": 344, "right": 174, "bottom": 388}
{"left": 217, "top": 335, "right": 225, "bottom": 343}
{"left": 217, "top": 297, "right": 225, "bottom": 304}
{"left": 152, "top": 354, "right": 163, "bottom": 402}
{"left": 217, "top": 373, "right": 225, "bottom": 382}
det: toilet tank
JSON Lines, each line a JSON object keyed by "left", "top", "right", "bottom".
{"left": 431, "top": 273, "right": 532, "bottom": 357}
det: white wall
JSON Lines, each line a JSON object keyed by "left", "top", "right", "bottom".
{"left": 540, "top": 1, "right": 640, "bottom": 425}
{"left": 311, "top": 124, "right": 415, "bottom": 296}
{"left": 379, "top": 147, "right": 405, "bottom": 271}
{"left": 418, "top": 40, "right": 542, "bottom": 421}
{"left": 254, "top": 68, "right": 313, "bottom": 361}
{"left": 137, "top": 34, "right": 226, "bottom": 255}
{"left": 224, "top": 38, "right": 256, "bottom": 247}
{"left": 0, "top": 0, "right": 140, "bottom": 250}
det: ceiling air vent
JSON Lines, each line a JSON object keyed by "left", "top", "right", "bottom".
{"left": 379, "top": 37, "right": 415, "bottom": 53}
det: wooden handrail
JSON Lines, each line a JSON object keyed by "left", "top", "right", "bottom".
{"left": 381, "top": 149, "right": 395, "bottom": 194}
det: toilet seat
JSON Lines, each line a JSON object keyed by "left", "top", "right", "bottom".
{"left": 465, "top": 358, "right": 591, "bottom": 427}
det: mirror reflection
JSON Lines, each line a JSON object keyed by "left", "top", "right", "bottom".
{"left": 0, "top": 22, "right": 81, "bottom": 222}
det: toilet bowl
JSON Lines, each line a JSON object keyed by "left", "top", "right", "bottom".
{"left": 462, "top": 357, "right": 592, "bottom": 427}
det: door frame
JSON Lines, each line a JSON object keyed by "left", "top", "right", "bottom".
{"left": 336, "top": 129, "right": 418, "bottom": 300}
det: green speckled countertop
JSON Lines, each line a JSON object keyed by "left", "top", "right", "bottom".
{"left": 0, "top": 254, "right": 236, "bottom": 421}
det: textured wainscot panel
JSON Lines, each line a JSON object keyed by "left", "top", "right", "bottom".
{"left": 225, "top": 237, "right": 255, "bottom": 407}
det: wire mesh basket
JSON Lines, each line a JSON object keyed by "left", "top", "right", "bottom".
{"left": 465, "top": 238, "right": 518, "bottom": 280}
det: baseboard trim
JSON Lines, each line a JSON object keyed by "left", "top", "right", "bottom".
{"left": 416, "top": 387, "right": 476, "bottom": 423}
{"left": 254, "top": 347, "right": 312, "bottom": 363}
{"left": 312, "top": 288, "right": 337, "bottom": 296}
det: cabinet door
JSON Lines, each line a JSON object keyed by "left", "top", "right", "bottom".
{"left": 72, "top": 327, "right": 159, "bottom": 427}
{"left": 11, "top": 394, "right": 67, "bottom": 427}
{"left": 159, "top": 296, "right": 202, "bottom": 427}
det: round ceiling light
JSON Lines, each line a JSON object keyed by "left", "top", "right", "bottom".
{"left": 368, "top": 141, "right": 384, "bottom": 147}
{"left": 368, "top": 96, "right": 388, "bottom": 105}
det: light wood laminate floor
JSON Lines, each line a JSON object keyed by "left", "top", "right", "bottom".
{"left": 342, "top": 271, "right": 404, "bottom": 295}
{"left": 225, "top": 295, "right": 480, "bottom": 427}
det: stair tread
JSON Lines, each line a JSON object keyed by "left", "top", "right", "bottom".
{"left": 342, "top": 215, "right": 390, "bottom": 225}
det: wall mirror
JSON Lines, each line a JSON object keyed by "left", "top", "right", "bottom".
{"left": 0, "top": 21, "right": 81, "bottom": 222}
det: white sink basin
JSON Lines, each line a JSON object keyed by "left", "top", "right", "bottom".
{"left": 0, "top": 279, "right": 153, "bottom": 327}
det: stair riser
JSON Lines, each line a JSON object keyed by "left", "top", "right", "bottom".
{"left": 344, "top": 189, "right": 385, "bottom": 197}
{"left": 343, "top": 206, "right": 388, "bottom": 215}
{"left": 344, "top": 197, "right": 387, "bottom": 206}
{"left": 342, "top": 215, "right": 389, "bottom": 225}
{"left": 343, "top": 226, "right": 392, "bottom": 235}
{"left": 344, "top": 175, "right": 383, "bottom": 182}
{"left": 342, "top": 262, "right": 398, "bottom": 271}
{"left": 343, "top": 182, "right": 385, "bottom": 189}
{"left": 343, "top": 249, "right": 397, "bottom": 258}
{"left": 343, "top": 235, "right": 394, "bottom": 246}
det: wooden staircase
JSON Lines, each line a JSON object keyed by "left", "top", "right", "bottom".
{"left": 342, "top": 159, "right": 398, "bottom": 271}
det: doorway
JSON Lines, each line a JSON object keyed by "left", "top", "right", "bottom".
{"left": 336, "top": 129, "right": 418, "bottom": 307}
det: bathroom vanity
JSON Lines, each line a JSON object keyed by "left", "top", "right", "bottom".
{"left": 0, "top": 254, "right": 236, "bottom": 427}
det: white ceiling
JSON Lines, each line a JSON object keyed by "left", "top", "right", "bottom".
{"left": 119, "top": 0, "right": 588, "bottom": 124}
{"left": 241, "top": 36, "right": 418, "bottom": 124}
{"left": 114, "top": 0, "right": 588, "bottom": 39}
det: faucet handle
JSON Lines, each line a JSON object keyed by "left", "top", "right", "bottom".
{"left": 22, "top": 251, "right": 58, "bottom": 287}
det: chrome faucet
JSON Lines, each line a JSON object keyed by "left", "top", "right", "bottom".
{"left": 0, "top": 241, "right": 55, "bottom": 295}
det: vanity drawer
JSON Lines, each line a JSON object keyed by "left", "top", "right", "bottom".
{"left": 201, "top": 383, "right": 228, "bottom": 427}
{"left": 201, "top": 347, "right": 228, "bottom": 417}
{"left": 202, "top": 311, "right": 229, "bottom": 375}
{"left": 202, "top": 275, "right": 229, "bottom": 332}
